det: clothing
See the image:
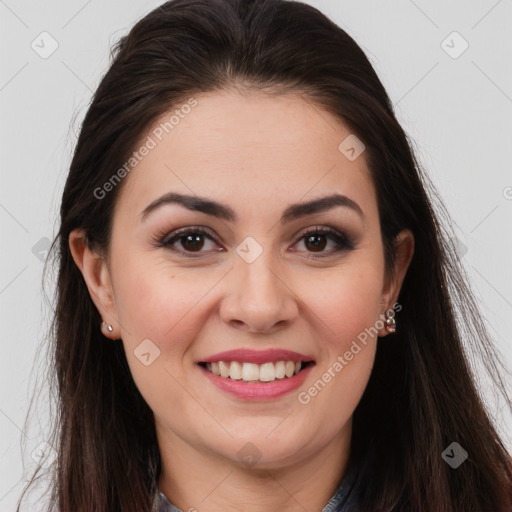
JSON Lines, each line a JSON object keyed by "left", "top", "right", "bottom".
{"left": 154, "top": 459, "right": 360, "bottom": 512}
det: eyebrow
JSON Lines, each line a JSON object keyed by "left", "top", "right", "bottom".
{"left": 139, "top": 192, "right": 365, "bottom": 223}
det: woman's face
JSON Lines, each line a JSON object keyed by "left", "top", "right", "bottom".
{"left": 74, "top": 90, "right": 412, "bottom": 469}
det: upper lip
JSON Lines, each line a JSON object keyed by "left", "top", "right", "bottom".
{"left": 198, "top": 349, "right": 315, "bottom": 365}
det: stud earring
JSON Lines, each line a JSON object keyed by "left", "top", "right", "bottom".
{"left": 101, "top": 321, "right": 113, "bottom": 333}
{"left": 385, "top": 309, "right": 396, "bottom": 333}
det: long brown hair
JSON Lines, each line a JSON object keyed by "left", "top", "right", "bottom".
{"left": 18, "top": 0, "right": 512, "bottom": 510}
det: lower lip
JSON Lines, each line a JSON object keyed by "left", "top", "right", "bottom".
{"left": 198, "top": 363, "right": 315, "bottom": 400}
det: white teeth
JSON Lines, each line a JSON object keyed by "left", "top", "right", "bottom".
{"left": 275, "top": 361, "right": 285, "bottom": 379}
{"left": 259, "top": 362, "right": 275, "bottom": 382}
{"left": 211, "top": 362, "right": 220, "bottom": 376}
{"left": 203, "top": 360, "right": 306, "bottom": 382}
{"left": 242, "top": 363, "right": 260, "bottom": 381}
{"left": 219, "top": 360, "right": 230, "bottom": 378}
{"left": 230, "top": 361, "right": 243, "bottom": 380}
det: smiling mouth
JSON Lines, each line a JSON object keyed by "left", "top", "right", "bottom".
{"left": 198, "top": 360, "right": 315, "bottom": 382}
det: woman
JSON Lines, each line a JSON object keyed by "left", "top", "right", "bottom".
{"left": 18, "top": 0, "right": 512, "bottom": 511}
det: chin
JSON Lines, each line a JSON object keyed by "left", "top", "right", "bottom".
{"left": 206, "top": 425, "right": 326, "bottom": 470}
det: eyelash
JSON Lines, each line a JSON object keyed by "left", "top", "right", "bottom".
{"left": 155, "top": 225, "right": 355, "bottom": 258}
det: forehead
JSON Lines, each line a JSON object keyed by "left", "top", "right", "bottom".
{"left": 115, "top": 89, "right": 377, "bottom": 222}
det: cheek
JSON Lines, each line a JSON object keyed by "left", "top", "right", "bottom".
{"left": 302, "top": 255, "right": 383, "bottom": 348}
{"left": 329, "top": 271, "right": 382, "bottom": 348}
{"left": 112, "top": 264, "right": 202, "bottom": 415}
{"left": 113, "top": 248, "right": 201, "bottom": 342}
{"left": 110, "top": 251, "right": 207, "bottom": 389}
{"left": 296, "top": 258, "right": 382, "bottom": 419}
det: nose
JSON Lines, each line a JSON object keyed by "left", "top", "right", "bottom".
{"left": 219, "top": 254, "right": 299, "bottom": 334}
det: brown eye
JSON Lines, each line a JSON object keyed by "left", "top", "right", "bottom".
{"left": 159, "top": 227, "right": 222, "bottom": 257}
{"left": 295, "top": 227, "right": 355, "bottom": 255}
{"left": 304, "top": 233, "right": 328, "bottom": 252}
{"left": 180, "top": 233, "right": 206, "bottom": 252}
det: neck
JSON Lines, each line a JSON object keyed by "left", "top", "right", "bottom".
{"left": 157, "top": 422, "right": 352, "bottom": 512}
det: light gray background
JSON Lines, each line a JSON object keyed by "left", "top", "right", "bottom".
{"left": 1, "top": 0, "right": 511, "bottom": 510}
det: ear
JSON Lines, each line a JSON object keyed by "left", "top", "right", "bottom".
{"left": 69, "top": 229, "right": 120, "bottom": 339}
{"left": 378, "top": 229, "right": 414, "bottom": 336}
